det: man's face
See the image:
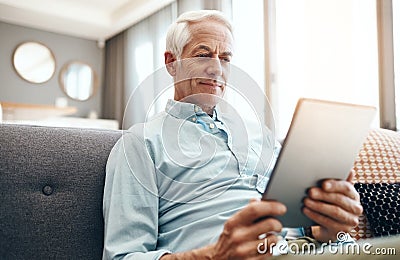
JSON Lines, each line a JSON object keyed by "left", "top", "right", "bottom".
{"left": 168, "top": 19, "right": 233, "bottom": 109}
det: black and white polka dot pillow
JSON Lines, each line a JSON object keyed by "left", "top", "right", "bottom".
{"left": 355, "top": 182, "right": 400, "bottom": 237}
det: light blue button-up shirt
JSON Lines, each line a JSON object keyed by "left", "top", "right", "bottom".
{"left": 103, "top": 99, "right": 281, "bottom": 259}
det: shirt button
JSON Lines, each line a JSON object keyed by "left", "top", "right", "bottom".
{"left": 209, "top": 123, "right": 215, "bottom": 129}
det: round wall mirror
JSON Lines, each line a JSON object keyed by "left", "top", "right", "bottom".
{"left": 59, "top": 61, "right": 98, "bottom": 101}
{"left": 13, "top": 42, "right": 56, "bottom": 84}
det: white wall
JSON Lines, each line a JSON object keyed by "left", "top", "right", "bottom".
{"left": 0, "top": 22, "right": 104, "bottom": 117}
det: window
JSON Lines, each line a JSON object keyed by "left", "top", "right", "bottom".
{"left": 270, "top": 0, "right": 380, "bottom": 139}
{"left": 229, "top": 0, "right": 273, "bottom": 131}
{"left": 231, "top": 0, "right": 265, "bottom": 90}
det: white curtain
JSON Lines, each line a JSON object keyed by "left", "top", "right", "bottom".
{"left": 123, "top": 3, "right": 176, "bottom": 128}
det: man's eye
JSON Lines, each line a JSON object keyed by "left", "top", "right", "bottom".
{"left": 221, "top": 57, "right": 231, "bottom": 63}
{"left": 197, "top": 53, "right": 209, "bottom": 58}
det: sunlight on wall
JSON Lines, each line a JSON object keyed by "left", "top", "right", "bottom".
{"left": 226, "top": 0, "right": 270, "bottom": 130}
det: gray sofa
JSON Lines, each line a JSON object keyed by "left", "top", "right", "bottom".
{"left": 0, "top": 124, "right": 121, "bottom": 259}
{"left": 1, "top": 124, "right": 399, "bottom": 259}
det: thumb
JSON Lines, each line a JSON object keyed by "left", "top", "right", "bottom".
{"left": 346, "top": 171, "right": 355, "bottom": 183}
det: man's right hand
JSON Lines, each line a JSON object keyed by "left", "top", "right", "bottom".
{"left": 161, "top": 199, "right": 286, "bottom": 260}
{"left": 210, "top": 199, "right": 286, "bottom": 259}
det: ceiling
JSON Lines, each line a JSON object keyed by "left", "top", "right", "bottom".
{"left": 0, "top": 0, "right": 174, "bottom": 43}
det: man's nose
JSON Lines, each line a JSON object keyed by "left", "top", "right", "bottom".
{"left": 205, "top": 57, "right": 223, "bottom": 77}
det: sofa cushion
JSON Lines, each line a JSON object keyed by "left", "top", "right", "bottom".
{"left": 350, "top": 128, "right": 400, "bottom": 240}
{"left": 0, "top": 124, "right": 121, "bottom": 259}
{"left": 355, "top": 182, "right": 400, "bottom": 237}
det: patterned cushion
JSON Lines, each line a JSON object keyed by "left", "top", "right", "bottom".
{"left": 349, "top": 129, "right": 400, "bottom": 240}
{"left": 355, "top": 183, "right": 400, "bottom": 237}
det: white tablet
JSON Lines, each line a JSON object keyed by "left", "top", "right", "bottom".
{"left": 262, "top": 98, "right": 376, "bottom": 228}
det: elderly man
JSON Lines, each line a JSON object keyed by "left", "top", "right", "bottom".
{"left": 103, "top": 10, "right": 363, "bottom": 259}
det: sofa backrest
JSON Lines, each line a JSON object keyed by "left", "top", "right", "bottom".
{"left": 0, "top": 124, "right": 121, "bottom": 259}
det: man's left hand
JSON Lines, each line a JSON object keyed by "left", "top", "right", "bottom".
{"left": 302, "top": 172, "right": 363, "bottom": 242}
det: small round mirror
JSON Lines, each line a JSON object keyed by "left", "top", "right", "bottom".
{"left": 13, "top": 42, "right": 56, "bottom": 84}
{"left": 59, "top": 61, "right": 98, "bottom": 101}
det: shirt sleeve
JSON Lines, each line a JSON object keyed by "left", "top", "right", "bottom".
{"left": 102, "top": 130, "right": 171, "bottom": 260}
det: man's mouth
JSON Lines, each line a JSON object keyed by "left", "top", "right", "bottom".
{"left": 198, "top": 80, "right": 223, "bottom": 88}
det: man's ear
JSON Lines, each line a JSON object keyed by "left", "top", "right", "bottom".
{"left": 165, "top": 51, "right": 177, "bottom": 76}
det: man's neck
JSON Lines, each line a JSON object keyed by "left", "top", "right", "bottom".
{"left": 200, "top": 105, "right": 215, "bottom": 116}
{"left": 173, "top": 98, "right": 215, "bottom": 116}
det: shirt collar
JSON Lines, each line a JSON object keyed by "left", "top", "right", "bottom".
{"left": 165, "top": 99, "right": 222, "bottom": 122}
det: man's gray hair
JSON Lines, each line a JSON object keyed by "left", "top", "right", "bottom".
{"left": 166, "top": 10, "right": 233, "bottom": 59}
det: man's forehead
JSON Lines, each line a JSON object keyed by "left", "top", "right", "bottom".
{"left": 193, "top": 44, "right": 233, "bottom": 56}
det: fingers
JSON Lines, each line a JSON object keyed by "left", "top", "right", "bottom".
{"left": 303, "top": 206, "right": 355, "bottom": 233}
{"left": 346, "top": 171, "right": 355, "bottom": 182}
{"left": 308, "top": 179, "right": 363, "bottom": 218}
{"left": 249, "top": 198, "right": 261, "bottom": 203}
{"left": 320, "top": 179, "right": 360, "bottom": 201}
{"left": 304, "top": 179, "right": 364, "bottom": 241}
{"left": 217, "top": 223, "right": 281, "bottom": 259}
{"left": 234, "top": 234, "right": 279, "bottom": 259}
{"left": 303, "top": 197, "right": 360, "bottom": 228}
{"left": 226, "top": 201, "right": 286, "bottom": 230}
{"left": 307, "top": 187, "right": 363, "bottom": 216}
{"left": 231, "top": 217, "right": 283, "bottom": 243}
{"left": 305, "top": 181, "right": 361, "bottom": 228}
{"left": 215, "top": 200, "right": 285, "bottom": 259}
